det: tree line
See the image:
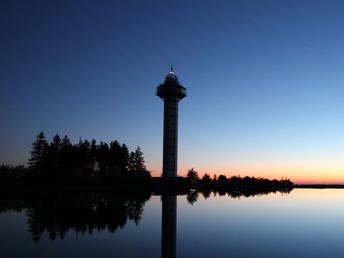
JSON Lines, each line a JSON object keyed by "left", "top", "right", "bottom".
{"left": 0, "top": 132, "right": 151, "bottom": 185}
{"left": 183, "top": 168, "right": 293, "bottom": 205}
{"left": 185, "top": 168, "right": 294, "bottom": 192}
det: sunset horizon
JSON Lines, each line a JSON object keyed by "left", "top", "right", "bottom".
{"left": 2, "top": 0, "right": 344, "bottom": 184}
{"left": 3, "top": 1, "right": 344, "bottom": 257}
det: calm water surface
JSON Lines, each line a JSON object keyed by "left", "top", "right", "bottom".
{"left": 1, "top": 189, "right": 344, "bottom": 258}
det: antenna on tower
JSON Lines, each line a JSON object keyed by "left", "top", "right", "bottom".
{"left": 170, "top": 65, "right": 174, "bottom": 74}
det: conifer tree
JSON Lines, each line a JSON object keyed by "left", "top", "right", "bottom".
{"left": 28, "top": 132, "right": 49, "bottom": 173}
{"left": 186, "top": 168, "right": 199, "bottom": 183}
{"left": 128, "top": 146, "right": 146, "bottom": 173}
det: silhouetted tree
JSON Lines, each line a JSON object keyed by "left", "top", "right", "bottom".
{"left": 186, "top": 168, "right": 199, "bottom": 184}
{"left": 217, "top": 174, "right": 228, "bottom": 186}
{"left": 1, "top": 132, "right": 153, "bottom": 185}
{"left": 212, "top": 174, "right": 217, "bottom": 184}
{"left": 74, "top": 139, "right": 92, "bottom": 180}
{"left": 98, "top": 142, "right": 109, "bottom": 178}
{"left": 89, "top": 139, "right": 98, "bottom": 179}
{"left": 28, "top": 132, "right": 49, "bottom": 175}
{"left": 108, "top": 141, "right": 129, "bottom": 176}
{"left": 118, "top": 144, "right": 129, "bottom": 173}
{"left": 59, "top": 135, "right": 74, "bottom": 180}
{"left": 128, "top": 146, "right": 146, "bottom": 173}
{"left": 201, "top": 173, "right": 212, "bottom": 187}
{"left": 47, "top": 134, "right": 62, "bottom": 179}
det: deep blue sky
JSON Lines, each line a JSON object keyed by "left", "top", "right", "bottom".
{"left": 1, "top": 0, "right": 344, "bottom": 182}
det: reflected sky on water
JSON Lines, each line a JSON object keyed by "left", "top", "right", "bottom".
{"left": 1, "top": 189, "right": 344, "bottom": 258}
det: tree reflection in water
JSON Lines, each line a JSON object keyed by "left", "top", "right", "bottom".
{"left": 0, "top": 191, "right": 151, "bottom": 242}
{"left": 0, "top": 187, "right": 293, "bottom": 258}
{"left": 187, "top": 188, "right": 293, "bottom": 205}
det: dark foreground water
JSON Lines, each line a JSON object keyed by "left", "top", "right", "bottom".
{"left": 1, "top": 189, "right": 344, "bottom": 258}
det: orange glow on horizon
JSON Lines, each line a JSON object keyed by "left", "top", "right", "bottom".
{"left": 148, "top": 163, "right": 344, "bottom": 184}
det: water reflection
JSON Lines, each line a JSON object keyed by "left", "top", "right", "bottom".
{"left": 0, "top": 191, "right": 151, "bottom": 242}
{"left": 186, "top": 188, "right": 292, "bottom": 205}
{"left": 0, "top": 188, "right": 293, "bottom": 258}
{"left": 186, "top": 191, "right": 199, "bottom": 205}
{"left": 161, "top": 195, "right": 177, "bottom": 258}
{"left": 160, "top": 189, "right": 293, "bottom": 258}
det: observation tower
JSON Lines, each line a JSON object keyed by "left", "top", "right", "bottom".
{"left": 156, "top": 68, "right": 187, "bottom": 178}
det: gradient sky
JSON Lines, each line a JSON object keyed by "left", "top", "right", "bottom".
{"left": 1, "top": 0, "right": 344, "bottom": 183}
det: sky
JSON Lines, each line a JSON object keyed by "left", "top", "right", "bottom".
{"left": 1, "top": 0, "right": 344, "bottom": 183}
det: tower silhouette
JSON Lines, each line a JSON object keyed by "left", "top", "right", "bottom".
{"left": 156, "top": 68, "right": 187, "bottom": 178}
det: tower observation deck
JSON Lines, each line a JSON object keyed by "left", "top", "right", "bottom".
{"left": 156, "top": 68, "right": 187, "bottom": 178}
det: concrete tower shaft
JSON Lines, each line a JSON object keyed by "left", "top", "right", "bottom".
{"left": 156, "top": 69, "right": 187, "bottom": 178}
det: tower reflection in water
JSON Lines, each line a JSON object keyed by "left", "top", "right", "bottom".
{"left": 161, "top": 194, "right": 177, "bottom": 258}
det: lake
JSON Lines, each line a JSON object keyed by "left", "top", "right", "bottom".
{"left": 1, "top": 188, "right": 344, "bottom": 258}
